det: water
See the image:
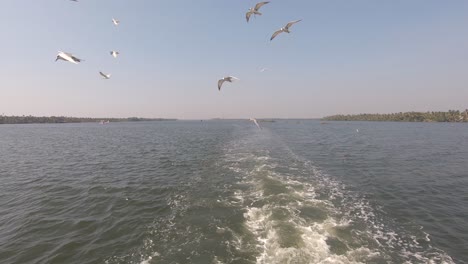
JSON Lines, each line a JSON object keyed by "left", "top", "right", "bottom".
{"left": 0, "top": 120, "right": 466, "bottom": 264}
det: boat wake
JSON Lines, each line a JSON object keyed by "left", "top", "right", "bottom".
{"left": 221, "top": 130, "right": 454, "bottom": 264}
{"left": 106, "top": 127, "right": 455, "bottom": 264}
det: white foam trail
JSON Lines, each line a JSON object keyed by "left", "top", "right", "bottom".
{"left": 221, "top": 131, "right": 455, "bottom": 264}
{"left": 241, "top": 175, "right": 379, "bottom": 263}
{"left": 140, "top": 252, "right": 160, "bottom": 264}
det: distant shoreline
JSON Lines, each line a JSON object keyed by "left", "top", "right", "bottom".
{"left": 0, "top": 115, "right": 177, "bottom": 125}
{"left": 323, "top": 110, "right": 468, "bottom": 123}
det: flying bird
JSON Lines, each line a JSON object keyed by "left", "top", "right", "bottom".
{"left": 99, "top": 71, "right": 111, "bottom": 79}
{"left": 55, "top": 51, "right": 82, "bottom": 64}
{"left": 112, "top": 18, "right": 120, "bottom": 26}
{"left": 259, "top": 67, "right": 270, "bottom": 72}
{"left": 270, "top": 20, "right": 302, "bottom": 41}
{"left": 110, "top": 51, "right": 119, "bottom": 58}
{"left": 218, "top": 76, "right": 239, "bottom": 91}
{"left": 246, "top": 1, "right": 270, "bottom": 22}
{"left": 249, "top": 118, "right": 262, "bottom": 129}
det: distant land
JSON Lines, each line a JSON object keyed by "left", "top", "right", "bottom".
{"left": 0, "top": 115, "right": 176, "bottom": 125}
{"left": 323, "top": 110, "right": 468, "bottom": 122}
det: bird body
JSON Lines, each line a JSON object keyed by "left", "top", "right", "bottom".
{"left": 112, "top": 18, "right": 120, "bottom": 26}
{"left": 218, "top": 76, "right": 239, "bottom": 91}
{"left": 246, "top": 1, "right": 270, "bottom": 22}
{"left": 110, "top": 51, "right": 120, "bottom": 58}
{"left": 55, "top": 51, "right": 82, "bottom": 64}
{"left": 270, "top": 19, "right": 302, "bottom": 41}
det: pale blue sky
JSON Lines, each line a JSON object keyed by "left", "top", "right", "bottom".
{"left": 1, "top": 0, "right": 468, "bottom": 119}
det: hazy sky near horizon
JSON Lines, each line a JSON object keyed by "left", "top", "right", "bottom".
{"left": 1, "top": 0, "right": 468, "bottom": 119}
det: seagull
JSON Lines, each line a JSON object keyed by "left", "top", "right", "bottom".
{"left": 99, "top": 71, "right": 111, "bottom": 79}
{"left": 246, "top": 1, "right": 270, "bottom": 23}
{"left": 55, "top": 51, "right": 82, "bottom": 64}
{"left": 259, "top": 67, "right": 270, "bottom": 72}
{"left": 112, "top": 18, "right": 120, "bottom": 26}
{"left": 270, "top": 20, "right": 302, "bottom": 41}
{"left": 218, "top": 76, "right": 239, "bottom": 91}
{"left": 110, "top": 51, "right": 119, "bottom": 58}
{"left": 249, "top": 118, "right": 262, "bottom": 129}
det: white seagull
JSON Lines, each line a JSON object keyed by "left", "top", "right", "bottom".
{"left": 270, "top": 19, "right": 302, "bottom": 41}
{"left": 218, "top": 76, "right": 239, "bottom": 91}
{"left": 246, "top": 1, "right": 270, "bottom": 23}
{"left": 249, "top": 118, "right": 262, "bottom": 129}
{"left": 99, "top": 71, "right": 111, "bottom": 79}
{"left": 112, "top": 18, "right": 120, "bottom": 26}
{"left": 55, "top": 51, "right": 82, "bottom": 64}
{"left": 259, "top": 67, "right": 270, "bottom": 72}
{"left": 110, "top": 51, "right": 120, "bottom": 58}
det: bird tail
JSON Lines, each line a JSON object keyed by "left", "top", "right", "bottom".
{"left": 254, "top": 11, "right": 262, "bottom": 15}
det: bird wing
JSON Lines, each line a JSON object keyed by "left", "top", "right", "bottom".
{"left": 62, "top": 52, "right": 81, "bottom": 62}
{"left": 227, "top": 76, "right": 239, "bottom": 82}
{"left": 218, "top": 79, "right": 225, "bottom": 91}
{"left": 286, "top": 19, "right": 302, "bottom": 29}
{"left": 70, "top": 55, "right": 81, "bottom": 62}
{"left": 254, "top": 120, "right": 261, "bottom": 129}
{"left": 246, "top": 11, "right": 252, "bottom": 22}
{"left": 254, "top": 1, "right": 270, "bottom": 11}
{"left": 99, "top": 72, "right": 109, "bottom": 79}
{"left": 59, "top": 52, "right": 78, "bottom": 64}
{"left": 270, "top": 29, "right": 283, "bottom": 41}
{"left": 250, "top": 118, "right": 262, "bottom": 129}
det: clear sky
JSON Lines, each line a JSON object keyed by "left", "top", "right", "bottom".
{"left": 1, "top": 0, "right": 468, "bottom": 119}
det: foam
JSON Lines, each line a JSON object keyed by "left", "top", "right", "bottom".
{"left": 140, "top": 252, "right": 160, "bottom": 264}
{"left": 236, "top": 161, "right": 372, "bottom": 263}
{"left": 222, "top": 133, "right": 455, "bottom": 264}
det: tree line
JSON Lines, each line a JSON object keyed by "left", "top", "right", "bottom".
{"left": 323, "top": 110, "right": 468, "bottom": 122}
{"left": 0, "top": 115, "right": 176, "bottom": 124}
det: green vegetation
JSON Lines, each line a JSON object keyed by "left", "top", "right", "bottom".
{"left": 323, "top": 110, "right": 468, "bottom": 122}
{"left": 0, "top": 115, "right": 176, "bottom": 125}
